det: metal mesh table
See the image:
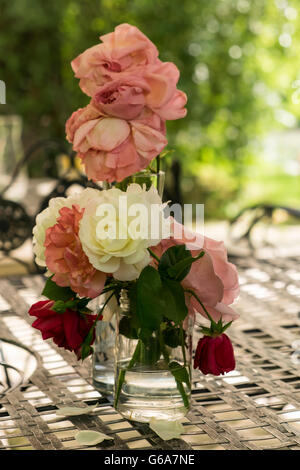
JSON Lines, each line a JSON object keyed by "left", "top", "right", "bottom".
{"left": 0, "top": 254, "right": 300, "bottom": 450}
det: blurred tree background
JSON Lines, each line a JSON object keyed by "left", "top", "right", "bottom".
{"left": 1, "top": 0, "right": 300, "bottom": 218}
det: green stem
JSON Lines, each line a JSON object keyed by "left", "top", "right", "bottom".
{"left": 115, "top": 325, "right": 190, "bottom": 411}
{"left": 180, "top": 324, "right": 192, "bottom": 396}
{"left": 101, "top": 280, "right": 131, "bottom": 294}
{"left": 184, "top": 289, "right": 216, "bottom": 326}
{"left": 156, "top": 154, "right": 160, "bottom": 174}
{"left": 176, "top": 380, "right": 189, "bottom": 409}
{"left": 114, "top": 369, "right": 125, "bottom": 409}
{"left": 179, "top": 324, "right": 190, "bottom": 409}
{"left": 114, "top": 339, "right": 142, "bottom": 408}
{"left": 158, "top": 325, "right": 189, "bottom": 410}
{"left": 157, "top": 328, "right": 169, "bottom": 365}
{"left": 101, "top": 285, "right": 118, "bottom": 294}
{"left": 93, "top": 291, "right": 115, "bottom": 331}
{"left": 81, "top": 291, "right": 115, "bottom": 356}
{"left": 156, "top": 155, "right": 161, "bottom": 196}
{"left": 180, "top": 325, "right": 186, "bottom": 366}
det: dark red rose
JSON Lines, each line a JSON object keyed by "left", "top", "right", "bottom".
{"left": 28, "top": 300, "right": 96, "bottom": 355}
{"left": 194, "top": 333, "right": 235, "bottom": 375}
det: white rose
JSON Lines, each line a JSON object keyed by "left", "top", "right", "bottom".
{"left": 78, "top": 184, "right": 170, "bottom": 281}
{"left": 32, "top": 188, "right": 100, "bottom": 267}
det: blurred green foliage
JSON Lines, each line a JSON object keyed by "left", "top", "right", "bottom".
{"left": 1, "top": 0, "right": 300, "bottom": 217}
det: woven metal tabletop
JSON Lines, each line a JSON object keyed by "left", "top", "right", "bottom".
{"left": 0, "top": 254, "right": 299, "bottom": 450}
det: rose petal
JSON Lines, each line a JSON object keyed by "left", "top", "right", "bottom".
{"left": 87, "top": 118, "right": 130, "bottom": 152}
{"left": 56, "top": 405, "right": 96, "bottom": 417}
{"left": 149, "top": 418, "right": 184, "bottom": 441}
{"left": 75, "top": 430, "right": 112, "bottom": 446}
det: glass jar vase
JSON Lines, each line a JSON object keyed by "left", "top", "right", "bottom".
{"left": 92, "top": 169, "right": 165, "bottom": 396}
{"left": 91, "top": 293, "right": 118, "bottom": 395}
{"left": 114, "top": 290, "right": 193, "bottom": 423}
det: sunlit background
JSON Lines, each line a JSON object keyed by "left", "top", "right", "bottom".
{"left": 1, "top": 3, "right": 300, "bottom": 440}
{"left": 1, "top": 0, "right": 300, "bottom": 274}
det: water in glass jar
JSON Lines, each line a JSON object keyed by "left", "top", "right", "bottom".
{"left": 115, "top": 360, "right": 191, "bottom": 423}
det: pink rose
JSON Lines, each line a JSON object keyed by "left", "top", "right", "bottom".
{"left": 66, "top": 104, "right": 167, "bottom": 182}
{"left": 71, "top": 23, "right": 187, "bottom": 122}
{"left": 92, "top": 69, "right": 187, "bottom": 122}
{"left": 44, "top": 204, "right": 106, "bottom": 298}
{"left": 151, "top": 237, "right": 224, "bottom": 318}
{"left": 151, "top": 220, "right": 239, "bottom": 323}
{"left": 170, "top": 220, "right": 239, "bottom": 306}
{"left": 202, "top": 236, "right": 239, "bottom": 305}
{"left": 92, "top": 76, "right": 149, "bottom": 120}
{"left": 71, "top": 23, "right": 159, "bottom": 96}
{"left": 142, "top": 61, "right": 187, "bottom": 120}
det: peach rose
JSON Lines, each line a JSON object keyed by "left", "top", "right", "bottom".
{"left": 71, "top": 23, "right": 159, "bottom": 96}
{"left": 66, "top": 104, "right": 167, "bottom": 182}
{"left": 44, "top": 204, "right": 106, "bottom": 298}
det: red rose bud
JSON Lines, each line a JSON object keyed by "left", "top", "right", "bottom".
{"left": 28, "top": 300, "right": 96, "bottom": 355}
{"left": 194, "top": 333, "right": 235, "bottom": 376}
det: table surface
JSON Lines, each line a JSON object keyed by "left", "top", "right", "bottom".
{"left": 0, "top": 254, "right": 300, "bottom": 451}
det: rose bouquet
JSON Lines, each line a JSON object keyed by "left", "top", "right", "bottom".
{"left": 66, "top": 23, "right": 186, "bottom": 183}
{"left": 28, "top": 24, "right": 239, "bottom": 422}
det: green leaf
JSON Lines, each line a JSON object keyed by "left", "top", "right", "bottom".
{"left": 163, "top": 326, "right": 182, "bottom": 348}
{"left": 136, "top": 266, "right": 164, "bottom": 330}
{"left": 221, "top": 321, "right": 233, "bottom": 332}
{"left": 49, "top": 297, "right": 93, "bottom": 315}
{"left": 169, "top": 361, "right": 190, "bottom": 386}
{"left": 80, "top": 326, "right": 95, "bottom": 360}
{"left": 81, "top": 343, "right": 92, "bottom": 360}
{"left": 42, "top": 278, "right": 75, "bottom": 302}
{"left": 158, "top": 245, "right": 191, "bottom": 280}
{"left": 119, "top": 315, "right": 139, "bottom": 339}
{"left": 136, "top": 266, "right": 187, "bottom": 329}
{"left": 83, "top": 328, "right": 94, "bottom": 346}
{"left": 158, "top": 245, "right": 205, "bottom": 281}
{"left": 167, "top": 251, "right": 205, "bottom": 281}
{"left": 75, "top": 298, "right": 90, "bottom": 310}
{"left": 128, "top": 283, "right": 138, "bottom": 316}
{"left": 199, "top": 326, "right": 213, "bottom": 336}
{"left": 64, "top": 299, "right": 78, "bottom": 310}
{"left": 161, "top": 278, "right": 188, "bottom": 324}
{"left": 138, "top": 327, "right": 153, "bottom": 343}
